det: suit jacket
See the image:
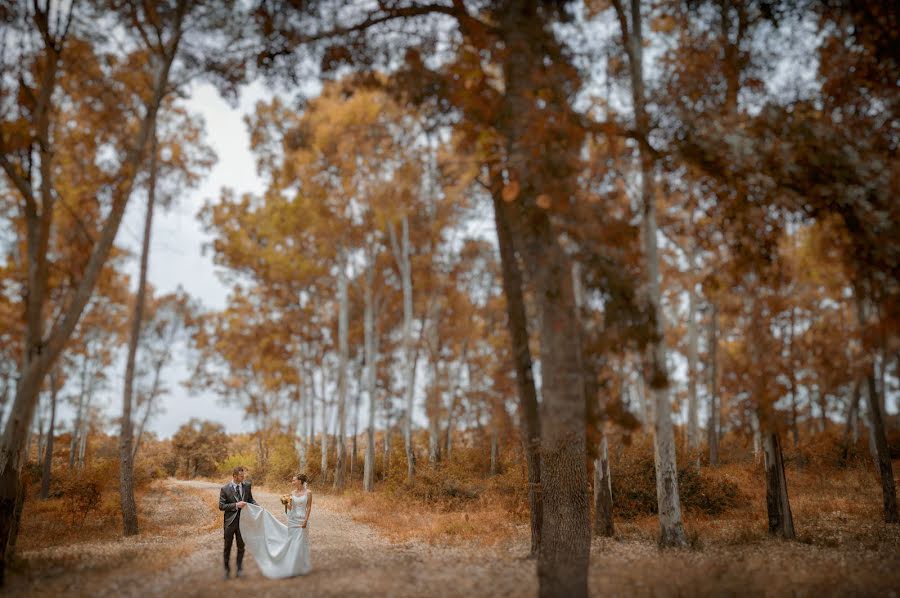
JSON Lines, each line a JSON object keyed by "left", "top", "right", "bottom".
{"left": 219, "top": 481, "right": 257, "bottom": 530}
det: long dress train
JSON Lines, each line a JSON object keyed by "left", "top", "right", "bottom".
{"left": 239, "top": 492, "right": 311, "bottom": 578}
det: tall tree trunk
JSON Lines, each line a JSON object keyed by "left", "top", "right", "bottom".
{"left": 635, "top": 371, "right": 652, "bottom": 432}
{"left": 492, "top": 193, "right": 542, "bottom": 557}
{"left": 686, "top": 246, "right": 700, "bottom": 452}
{"left": 320, "top": 373, "right": 329, "bottom": 482}
{"left": 787, "top": 309, "right": 800, "bottom": 447}
{"left": 426, "top": 301, "right": 442, "bottom": 465}
{"left": 707, "top": 303, "right": 720, "bottom": 465}
{"left": 351, "top": 374, "right": 360, "bottom": 481}
{"left": 855, "top": 291, "right": 898, "bottom": 523}
{"left": 334, "top": 259, "right": 348, "bottom": 491}
{"left": 363, "top": 260, "right": 378, "bottom": 492}
{"left": 119, "top": 128, "right": 160, "bottom": 537}
{"left": 750, "top": 293, "right": 795, "bottom": 539}
{"left": 39, "top": 370, "right": 60, "bottom": 500}
{"left": 593, "top": 434, "right": 614, "bottom": 537}
{"left": 614, "top": 0, "right": 687, "bottom": 547}
{"left": 442, "top": 348, "right": 466, "bottom": 463}
{"left": 69, "top": 353, "right": 90, "bottom": 470}
{"left": 842, "top": 378, "right": 861, "bottom": 461}
{"left": 0, "top": 32, "right": 180, "bottom": 581}
{"left": 389, "top": 216, "right": 416, "bottom": 482}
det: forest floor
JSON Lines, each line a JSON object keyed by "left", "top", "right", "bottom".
{"left": 6, "top": 477, "right": 900, "bottom": 597}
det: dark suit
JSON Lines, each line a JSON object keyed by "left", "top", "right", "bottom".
{"left": 219, "top": 481, "right": 257, "bottom": 573}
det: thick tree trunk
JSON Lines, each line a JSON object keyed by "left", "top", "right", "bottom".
{"left": 492, "top": 193, "right": 542, "bottom": 557}
{"left": 593, "top": 434, "right": 615, "bottom": 537}
{"left": 762, "top": 428, "right": 795, "bottom": 538}
{"left": 119, "top": 128, "right": 160, "bottom": 537}
{"left": 39, "top": 371, "right": 59, "bottom": 500}
{"left": 334, "top": 260, "right": 348, "bottom": 491}
{"left": 707, "top": 303, "right": 720, "bottom": 465}
{"left": 389, "top": 217, "right": 416, "bottom": 482}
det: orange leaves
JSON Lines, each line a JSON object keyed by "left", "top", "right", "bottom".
{"left": 501, "top": 180, "right": 520, "bottom": 202}
{"left": 536, "top": 193, "right": 552, "bottom": 209}
{"left": 650, "top": 15, "right": 677, "bottom": 34}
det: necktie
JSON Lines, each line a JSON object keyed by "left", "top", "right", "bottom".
{"left": 236, "top": 483, "right": 242, "bottom": 500}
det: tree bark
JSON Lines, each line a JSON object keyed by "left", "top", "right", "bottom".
{"left": 707, "top": 303, "right": 720, "bottom": 465}
{"left": 492, "top": 193, "right": 542, "bottom": 557}
{"left": 613, "top": 0, "right": 687, "bottom": 547}
{"left": 686, "top": 246, "right": 700, "bottom": 451}
{"left": 39, "top": 370, "right": 60, "bottom": 500}
{"left": 593, "top": 434, "right": 615, "bottom": 537}
{"left": 425, "top": 299, "right": 443, "bottom": 465}
{"left": 763, "top": 429, "right": 795, "bottom": 538}
{"left": 363, "top": 259, "right": 378, "bottom": 492}
{"left": 855, "top": 290, "right": 898, "bottom": 523}
{"left": 119, "top": 127, "right": 160, "bottom": 537}
{"left": 334, "top": 259, "right": 348, "bottom": 491}
{"left": 389, "top": 216, "right": 416, "bottom": 482}
{"left": 495, "top": 4, "right": 592, "bottom": 590}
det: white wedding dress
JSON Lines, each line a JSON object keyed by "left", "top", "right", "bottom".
{"left": 239, "top": 492, "right": 312, "bottom": 578}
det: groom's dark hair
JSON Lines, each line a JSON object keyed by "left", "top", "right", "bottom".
{"left": 232, "top": 466, "right": 246, "bottom": 476}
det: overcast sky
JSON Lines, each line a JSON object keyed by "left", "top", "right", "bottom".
{"left": 116, "top": 81, "right": 272, "bottom": 438}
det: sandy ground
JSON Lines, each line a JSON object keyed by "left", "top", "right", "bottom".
{"left": 6, "top": 478, "right": 900, "bottom": 597}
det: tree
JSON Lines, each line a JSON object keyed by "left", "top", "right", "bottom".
{"left": 0, "top": 2, "right": 190, "bottom": 577}
{"left": 171, "top": 419, "right": 230, "bottom": 478}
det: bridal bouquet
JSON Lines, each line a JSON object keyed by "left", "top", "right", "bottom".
{"left": 280, "top": 494, "right": 291, "bottom": 513}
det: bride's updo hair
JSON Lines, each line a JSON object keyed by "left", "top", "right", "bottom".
{"left": 294, "top": 473, "right": 309, "bottom": 486}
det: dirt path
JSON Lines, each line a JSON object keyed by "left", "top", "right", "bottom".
{"left": 8, "top": 479, "right": 535, "bottom": 598}
{"left": 7, "top": 478, "right": 900, "bottom": 597}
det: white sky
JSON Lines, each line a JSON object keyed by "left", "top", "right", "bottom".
{"left": 117, "top": 81, "right": 272, "bottom": 438}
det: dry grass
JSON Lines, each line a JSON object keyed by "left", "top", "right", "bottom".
{"left": 8, "top": 432, "right": 899, "bottom": 597}
{"left": 330, "top": 488, "right": 522, "bottom": 546}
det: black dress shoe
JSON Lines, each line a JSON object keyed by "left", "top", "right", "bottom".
{"left": 223, "top": 571, "right": 230, "bottom": 581}
{"left": 236, "top": 569, "right": 243, "bottom": 578}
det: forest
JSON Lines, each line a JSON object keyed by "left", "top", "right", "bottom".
{"left": 0, "top": 1, "right": 898, "bottom": 597}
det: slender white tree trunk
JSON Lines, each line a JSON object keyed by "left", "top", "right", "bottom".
{"left": 363, "top": 258, "right": 378, "bottom": 492}
{"left": 593, "top": 433, "right": 614, "bottom": 537}
{"left": 389, "top": 216, "right": 416, "bottom": 481}
{"left": 686, "top": 245, "right": 700, "bottom": 452}
{"left": 334, "top": 258, "right": 349, "bottom": 490}
{"left": 613, "top": 0, "right": 687, "bottom": 548}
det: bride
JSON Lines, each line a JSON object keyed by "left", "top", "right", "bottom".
{"left": 239, "top": 473, "right": 313, "bottom": 578}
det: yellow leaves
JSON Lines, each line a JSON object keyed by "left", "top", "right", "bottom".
{"left": 501, "top": 180, "right": 520, "bottom": 202}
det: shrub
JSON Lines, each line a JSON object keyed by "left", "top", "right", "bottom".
{"left": 611, "top": 437, "right": 744, "bottom": 519}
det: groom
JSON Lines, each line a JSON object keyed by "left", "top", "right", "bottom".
{"left": 219, "top": 466, "right": 257, "bottom": 580}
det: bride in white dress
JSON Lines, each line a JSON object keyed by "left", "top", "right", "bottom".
{"left": 239, "top": 473, "right": 313, "bottom": 578}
